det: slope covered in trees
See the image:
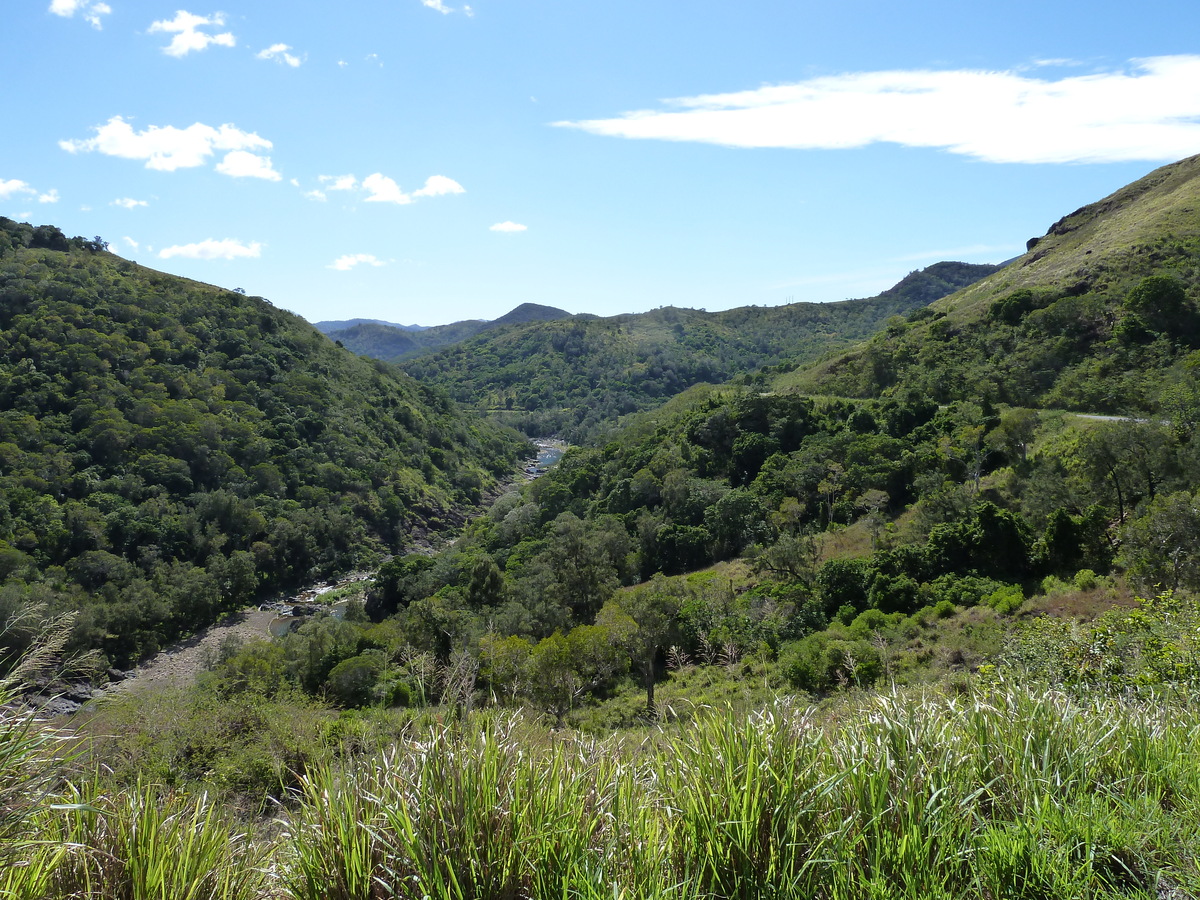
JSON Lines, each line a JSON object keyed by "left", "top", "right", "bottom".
{"left": 186, "top": 159, "right": 1200, "bottom": 725}
{"left": 0, "top": 218, "right": 527, "bottom": 668}
{"left": 400, "top": 262, "right": 999, "bottom": 440}
{"left": 794, "top": 154, "right": 1200, "bottom": 417}
{"left": 321, "top": 302, "right": 574, "bottom": 362}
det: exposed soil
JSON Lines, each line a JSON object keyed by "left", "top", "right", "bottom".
{"left": 101, "top": 605, "right": 279, "bottom": 698}
{"left": 100, "top": 571, "right": 374, "bottom": 701}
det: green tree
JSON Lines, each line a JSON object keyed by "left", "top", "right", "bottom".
{"left": 603, "top": 576, "right": 682, "bottom": 716}
{"left": 1121, "top": 489, "right": 1200, "bottom": 593}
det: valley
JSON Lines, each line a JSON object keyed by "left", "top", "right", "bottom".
{"left": 4, "top": 154, "right": 1200, "bottom": 898}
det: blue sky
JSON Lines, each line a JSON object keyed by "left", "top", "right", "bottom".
{"left": 5, "top": 1, "right": 1200, "bottom": 325}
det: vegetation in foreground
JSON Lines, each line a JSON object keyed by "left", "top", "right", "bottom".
{"left": 7, "top": 659, "right": 1200, "bottom": 897}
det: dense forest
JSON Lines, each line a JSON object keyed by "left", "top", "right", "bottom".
{"left": 400, "top": 262, "right": 998, "bottom": 440}
{"left": 319, "top": 302, "right": 574, "bottom": 362}
{"left": 0, "top": 217, "right": 527, "bottom": 668}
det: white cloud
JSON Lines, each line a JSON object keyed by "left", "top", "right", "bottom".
{"left": 361, "top": 173, "right": 464, "bottom": 204}
{"left": 49, "top": 0, "right": 110, "bottom": 28}
{"left": 556, "top": 55, "right": 1200, "bottom": 165}
{"left": 422, "top": 0, "right": 453, "bottom": 13}
{"left": 84, "top": 2, "right": 110, "bottom": 27}
{"left": 159, "top": 238, "right": 262, "bottom": 261}
{"left": 148, "top": 10, "right": 236, "bottom": 57}
{"left": 319, "top": 174, "right": 358, "bottom": 191}
{"left": 112, "top": 197, "right": 148, "bottom": 209}
{"left": 412, "top": 175, "right": 465, "bottom": 197}
{"left": 61, "top": 116, "right": 272, "bottom": 172}
{"left": 257, "top": 43, "right": 302, "bottom": 67}
{"left": 307, "top": 172, "right": 462, "bottom": 205}
{"left": 123, "top": 236, "right": 139, "bottom": 250}
{"left": 362, "top": 173, "right": 410, "bottom": 204}
{"left": 216, "top": 150, "right": 282, "bottom": 181}
{"left": 337, "top": 60, "right": 348, "bottom": 68}
{"left": 328, "top": 253, "right": 387, "bottom": 271}
{"left": 490, "top": 221, "right": 527, "bottom": 233}
{"left": 0, "top": 179, "right": 35, "bottom": 199}
{"left": 37, "top": 189, "right": 60, "bottom": 204}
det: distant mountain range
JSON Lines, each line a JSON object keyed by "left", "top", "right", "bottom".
{"left": 313, "top": 318, "right": 430, "bottom": 333}
{"left": 318, "top": 303, "right": 574, "bottom": 362}
{"left": 397, "top": 262, "right": 1001, "bottom": 440}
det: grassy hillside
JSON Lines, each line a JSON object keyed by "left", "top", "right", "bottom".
{"left": 400, "top": 261, "right": 999, "bottom": 440}
{"left": 0, "top": 218, "right": 527, "bottom": 668}
{"left": 790, "top": 154, "right": 1200, "bottom": 413}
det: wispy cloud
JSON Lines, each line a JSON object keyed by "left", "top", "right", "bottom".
{"left": 328, "top": 253, "right": 387, "bottom": 271}
{"left": 489, "top": 221, "right": 527, "bottom": 233}
{"left": 112, "top": 197, "right": 148, "bottom": 209}
{"left": 49, "top": 0, "right": 111, "bottom": 29}
{"left": 61, "top": 116, "right": 272, "bottom": 173}
{"left": 37, "top": 189, "right": 60, "bottom": 204}
{"left": 557, "top": 55, "right": 1200, "bottom": 165}
{"left": 159, "top": 238, "right": 262, "bottom": 260}
{"left": 319, "top": 174, "right": 358, "bottom": 191}
{"left": 421, "top": 0, "right": 453, "bottom": 13}
{"left": 148, "top": 10, "right": 235, "bottom": 57}
{"left": 257, "top": 43, "right": 302, "bottom": 67}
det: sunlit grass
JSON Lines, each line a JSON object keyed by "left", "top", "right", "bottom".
{"left": 8, "top": 680, "right": 1200, "bottom": 898}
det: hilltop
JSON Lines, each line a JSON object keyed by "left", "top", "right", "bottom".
{"left": 0, "top": 218, "right": 528, "bottom": 668}
{"left": 323, "top": 302, "right": 573, "bottom": 362}
{"left": 792, "top": 154, "right": 1200, "bottom": 414}
{"left": 399, "top": 261, "right": 999, "bottom": 440}
{"left": 312, "top": 317, "right": 428, "bottom": 333}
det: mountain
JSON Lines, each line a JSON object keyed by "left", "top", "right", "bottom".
{"left": 399, "top": 262, "right": 1000, "bottom": 441}
{"left": 324, "top": 321, "right": 421, "bottom": 360}
{"left": 791, "top": 154, "right": 1200, "bottom": 414}
{"left": 325, "top": 303, "right": 574, "bottom": 362}
{"left": 491, "top": 302, "right": 577, "bottom": 326}
{"left": 0, "top": 218, "right": 528, "bottom": 668}
{"left": 312, "top": 318, "right": 429, "bottom": 333}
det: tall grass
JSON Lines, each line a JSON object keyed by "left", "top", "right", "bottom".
{"left": 279, "top": 686, "right": 1200, "bottom": 899}
{"left": 42, "top": 781, "right": 270, "bottom": 900}
{"left": 7, "top": 682, "right": 1200, "bottom": 898}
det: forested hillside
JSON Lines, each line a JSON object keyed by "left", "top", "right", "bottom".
{"left": 796, "top": 153, "right": 1200, "bottom": 417}
{"left": 0, "top": 217, "right": 527, "bottom": 668}
{"left": 321, "top": 301, "right": 574, "bottom": 362}
{"left": 401, "top": 262, "right": 998, "bottom": 440}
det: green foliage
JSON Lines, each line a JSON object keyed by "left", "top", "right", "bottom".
{"left": 800, "top": 157, "right": 1200, "bottom": 413}
{"left": 1000, "top": 590, "right": 1200, "bottom": 693}
{"left": 1120, "top": 489, "right": 1200, "bottom": 593}
{"left": 400, "top": 263, "right": 997, "bottom": 441}
{"left": 0, "top": 228, "right": 526, "bottom": 665}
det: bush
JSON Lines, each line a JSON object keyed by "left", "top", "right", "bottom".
{"left": 325, "top": 651, "right": 386, "bottom": 708}
{"left": 986, "top": 585, "right": 1025, "bottom": 616}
